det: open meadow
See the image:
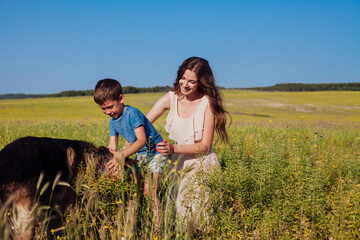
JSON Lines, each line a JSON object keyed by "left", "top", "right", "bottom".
{"left": 0, "top": 90, "right": 360, "bottom": 239}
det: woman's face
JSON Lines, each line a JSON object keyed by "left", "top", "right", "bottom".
{"left": 179, "top": 69, "right": 200, "bottom": 97}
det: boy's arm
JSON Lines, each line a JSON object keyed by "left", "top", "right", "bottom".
{"left": 118, "top": 125, "right": 146, "bottom": 158}
{"left": 122, "top": 140, "right": 131, "bottom": 150}
{"left": 108, "top": 135, "right": 118, "bottom": 151}
{"left": 107, "top": 125, "right": 147, "bottom": 173}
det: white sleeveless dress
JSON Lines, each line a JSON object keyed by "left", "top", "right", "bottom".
{"left": 165, "top": 91, "right": 219, "bottom": 225}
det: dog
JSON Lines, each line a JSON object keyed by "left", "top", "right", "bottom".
{"left": 0, "top": 136, "right": 117, "bottom": 239}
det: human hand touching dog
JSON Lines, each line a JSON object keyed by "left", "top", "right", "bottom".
{"left": 106, "top": 150, "right": 125, "bottom": 176}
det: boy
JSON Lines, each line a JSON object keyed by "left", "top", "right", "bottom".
{"left": 94, "top": 78, "right": 166, "bottom": 227}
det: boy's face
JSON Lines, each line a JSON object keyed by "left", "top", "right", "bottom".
{"left": 98, "top": 95, "right": 125, "bottom": 119}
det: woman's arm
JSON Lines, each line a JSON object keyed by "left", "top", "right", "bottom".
{"left": 146, "top": 92, "right": 170, "bottom": 123}
{"left": 157, "top": 104, "right": 215, "bottom": 155}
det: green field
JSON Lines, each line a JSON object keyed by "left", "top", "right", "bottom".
{"left": 0, "top": 90, "right": 360, "bottom": 239}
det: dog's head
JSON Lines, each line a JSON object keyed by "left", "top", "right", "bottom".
{"left": 65, "top": 144, "right": 114, "bottom": 178}
{"left": 96, "top": 146, "right": 113, "bottom": 173}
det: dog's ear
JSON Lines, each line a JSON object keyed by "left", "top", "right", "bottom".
{"left": 66, "top": 147, "right": 76, "bottom": 177}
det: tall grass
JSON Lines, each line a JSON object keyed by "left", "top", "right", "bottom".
{"left": 1, "top": 121, "right": 359, "bottom": 239}
{"left": 0, "top": 91, "right": 360, "bottom": 239}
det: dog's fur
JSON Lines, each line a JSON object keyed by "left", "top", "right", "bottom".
{"left": 0, "top": 136, "right": 114, "bottom": 239}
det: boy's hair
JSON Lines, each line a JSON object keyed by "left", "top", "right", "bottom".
{"left": 94, "top": 78, "right": 123, "bottom": 105}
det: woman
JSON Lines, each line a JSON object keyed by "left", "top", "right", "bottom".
{"left": 146, "top": 56, "right": 230, "bottom": 228}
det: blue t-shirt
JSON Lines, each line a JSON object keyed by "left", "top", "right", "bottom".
{"left": 109, "top": 105, "right": 163, "bottom": 155}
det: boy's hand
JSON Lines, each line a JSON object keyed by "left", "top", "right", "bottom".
{"left": 106, "top": 150, "right": 125, "bottom": 175}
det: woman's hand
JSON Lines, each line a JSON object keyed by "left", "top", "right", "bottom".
{"left": 156, "top": 139, "right": 173, "bottom": 156}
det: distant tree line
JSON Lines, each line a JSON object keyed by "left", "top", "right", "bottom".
{"left": 243, "top": 82, "right": 360, "bottom": 92}
{"left": 0, "top": 86, "right": 172, "bottom": 100}
{"left": 1, "top": 83, "right": 359, "bottom": 100}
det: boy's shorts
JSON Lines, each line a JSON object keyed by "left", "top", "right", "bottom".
{"left": 136, "top": 153, "right": 167, "bottom": 173}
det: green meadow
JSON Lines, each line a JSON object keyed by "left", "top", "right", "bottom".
{"left": 0, "top": 90, "right": 360, "bottom": 239}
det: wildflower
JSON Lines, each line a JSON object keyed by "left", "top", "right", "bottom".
{"left": 57, "top": 236, "right": 61, "bottom": 240}
{"left": 89, "top": 120, "right": 93, "bottom": 124}
{"left": 269, "top": 120, "right": 272, "bottom": 123}
{"left": 170, "top": 169, "right": 176, "bottom": 173}
{"left": 73, "top": 131, "right": 78, "bottom": 135}
{"left": 51, "top": 229, "right": 55, "bottom": 235}
{"left": 173, "top": 160, "right": 179, "bottom": 166}
{"left": 349, "top": 141, "right": 353, "bottom": 146}
{"left": 314, "top": 145, "right": 318, "bottom": 148}
{"left": 293, "top": 139, "right": 297, "bottom": 141}
{"left": 314, "top": 130, "right": 318, "bottom": 134}
{"left": 300, "top": 116, "right": 304, "bottom": 119}
{"left": 320, "top": 134, "right": 323, "bottom": 137}
{"left": 107, "top": 130, "right": 110, "bottom": 134}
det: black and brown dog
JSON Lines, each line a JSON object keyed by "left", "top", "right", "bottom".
{"left": 0, "top": 136, "right": 127, "bottom": 239}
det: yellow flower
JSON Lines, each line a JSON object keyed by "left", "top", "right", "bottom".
{"left": 300, "top": 116, "right": 304, "bottom": 119}
{"left": 107, "top": 130, "right": 110, "bottom": 133}
{"left": 89, "top": 120, "right": 93, "bottom": 124}
{"left": 314, "top": 145, "right": 318, "bottom": 148}
{"left": 51, "top": 229, "right": 55, "bottom": 234}
{"left": 269, "top": 120, "right": 272, "bottom": 123}
{"left": 293, "top": 139, "right": 297, "bottom": 141}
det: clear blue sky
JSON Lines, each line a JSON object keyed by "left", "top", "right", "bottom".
{"left": 0, "top": 0, "right": 359, "bottom": 94}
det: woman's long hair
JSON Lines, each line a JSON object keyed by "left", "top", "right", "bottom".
{"left": 172, "top": 57, "right": 231, "bottom": 143}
